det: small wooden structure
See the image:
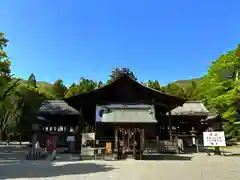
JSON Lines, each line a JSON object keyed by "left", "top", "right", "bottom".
{"left": 96, "top": 104, "right": 157, "bottom": 159}
{"left": 37, "top": 100, "right": 81, "bottom": 151}
{"left": 167, "top": 101, "right": 222, "bottom": 153}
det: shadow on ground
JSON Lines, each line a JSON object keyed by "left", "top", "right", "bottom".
{"left": 223, "top": 153, "right": 240, "bottom": 157}
{"left": 0, "top": 145, "right": 116, "bottom": 179}
{"left": 184, "top": 146, "right": 238, "bottom": 154}
{"left": 0, "top": 160, "right": 115, "bottom": 179}
{"left": 141, "top": 154, "right": 192, "bottom": 161}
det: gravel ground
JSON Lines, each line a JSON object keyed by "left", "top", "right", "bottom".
{"left": 1, "top": 146, "right": 240, "bottom": 180}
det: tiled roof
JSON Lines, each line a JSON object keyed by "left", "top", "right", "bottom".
{"left": 39, "top": 100, "right": 79, "bottom": 115}
{"left": 169, "top": 101, "right": 209, "bottom": 116}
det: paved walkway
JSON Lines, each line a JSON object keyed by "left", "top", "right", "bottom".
{"left": 1, "top": 146, "right": 240, "bottom": 180}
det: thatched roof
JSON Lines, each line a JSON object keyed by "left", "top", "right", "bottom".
{"left": 170, "top": 101, "right": 209, "bottom": 116}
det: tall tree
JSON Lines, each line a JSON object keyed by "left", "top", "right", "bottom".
{"left": 97, "top": 81, "right": 104, "bottom": 88}
{"left": 108, "top": 68, "right": 137, "bottom": 83}
{"left": 199, "top": 50, "right": 240, "bottom": 140}
{"left": 77, "top": 78, "right": 98, "bottom": 92}
{"left": 0, "top": 32, "right": 20, "bottom": 140}
{"left": 163, "top": 83, "right": 186, "bottom": 98}
{"left": 146, "top": 80, "right": 161, "bottom": 91}
{"left": 27, "top": 73, "right": 37, "bottom": 87}
{"left": 0, "top": 32, "right": 11, "bottom": 85}
{"left": 64, "top": 83, "right": 78, "bottom": 98}
{"left": 64, "top": 78, "right": 98, "bottom": 98}
{"left": 52, "top": 79, "right": 67, "bottom": 99}
{"left": 15, "top": 83, "right": 45, "bottom": 138}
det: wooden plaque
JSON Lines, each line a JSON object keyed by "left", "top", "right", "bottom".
{"left": 105, "top": 142, "right": 112, "bottom": 154}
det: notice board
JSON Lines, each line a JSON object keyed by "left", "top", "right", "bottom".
{"left": 203, "top": 131, "right": 226, "bottom": 147}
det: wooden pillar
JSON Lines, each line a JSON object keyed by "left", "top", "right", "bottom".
{"left": 77, "top": 109, "right": 83, "bottom": 154}
{"left": 156, "top": 120, "right": 160, "bottom": 152}
{"left": 32, "top": 132, "right": 37, "bottom": 154}
{"left": 122, "top": 129, "right": 124, "bottom": 156}
{"left": 127, "top": 128, "right": 130, "bottom": 152}
{"left": 140, "top": 128, "right": 145, "bottom": 160}
{"left": 175, "top": 136, "right": 179, "bottom": 154}
{"left": 168, "top": 108, "right": 173, "bottom": 141}
{"left": 115, "top": 127, "right": 118, "bottom": 153}
{"left": 133, "top": 128, "right": 136, "bottom": 158}
{"left": 196, "top": 138, "right": 199, "bottom": 153}
{"left": 156, "top": 135, "right": 160, "bottom": 153}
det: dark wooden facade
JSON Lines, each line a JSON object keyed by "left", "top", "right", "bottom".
{"left": 64, "top": 75, "right": 186, "bottom": 159}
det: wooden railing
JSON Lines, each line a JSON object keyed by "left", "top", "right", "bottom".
{"left": 144, "top": 137, "right": 184, "bottom": 154}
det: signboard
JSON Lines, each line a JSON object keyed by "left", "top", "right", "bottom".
{"left": 81, "top": 147, "right": 95, "bottom": 156}
{"left": 81, "top": 133, "right": 95, "bottom": 156}
{"left": 105, "top": 142, "right": 112, "bottom": 154}
{"left": 82, "top": 133, "right": 95, "bottom": 145}
{"left": 66, "top": 136, "right": 75, "bottom": 142}
{"left": 203, "top": 131, "right": 226, "bottom": 147}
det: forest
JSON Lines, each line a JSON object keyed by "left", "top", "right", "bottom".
{"left": 0, "top": 32, "right": 240, "bottom": 142}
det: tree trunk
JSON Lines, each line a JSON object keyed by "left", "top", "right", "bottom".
{"left": 19, "top": 134, "right": 22, "bottom": 145}
{"left": 214, "top": 147, "right": 221, "bottom": 155}
{"left": 32, "top": 133, "right": 37, "bottom": 154}
{"left": 0, "top": 129, "right": 2, "bottom": 141}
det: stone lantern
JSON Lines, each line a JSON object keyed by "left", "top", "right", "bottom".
{"left": 189, "top": 127, "right": 199, "bottom": 152}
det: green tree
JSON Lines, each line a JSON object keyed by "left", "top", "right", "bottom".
{"left": 52, "top": 79, "right": 67, "bottom": 99}
{"left": 0, "top": 32, "right": 20, "bottom": 140}
{"left": 78, "top": 78, "right": 97, "bottom": 92}
{"left": 15, "top": 83, "right": 45, "bottom": 138}
{"left": 108, "top": 68, "right": 137, "bottom": 83}
{"left": 27, "top": 73, "right": 37, "bottom": 87}
{"left": 160, "top": 80, "right": 199, "bottom": 100}
{"left": 199, "top": 50, "right": 240, "bottom": 140}
{"left": 0, "top": 32, "right": 11, "bottom": 86}
{"left": 64, "top": 78, "right": 98, "bottom": 98}
{"left": 0, "top": 92, "right": 21, "bottom": 140}
{"left": 13, "top": 73, "right": 53, "bottom": 138}
{"left": 146, "top": 80, "right": 161, "bottom": 91}
{"left": 65, "top": 83, "right": 78, "bottom": 98}
{"left": 97, "top": 81, "right": 104, "bottom": 88}
{"left": 163, "top": 83, "right": 186, "bottom": 98}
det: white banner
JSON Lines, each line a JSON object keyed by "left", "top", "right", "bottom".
{"left": 203, "top": 131, "right": 226, "bottom": 147}
{"left": 81, "top": 133, "right": 95, "bottom": 156}
{"left": 66, "top": 136, "right": 75, "bottom": 142}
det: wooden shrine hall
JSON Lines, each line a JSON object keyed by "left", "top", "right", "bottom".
{"left": 64, "top": 74, "right": 186, "bottom": 159}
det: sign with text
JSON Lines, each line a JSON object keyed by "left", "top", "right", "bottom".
{"left": 203, "top": 131, "right": 226, "bottom": 147}
{"left": 81, "top": 133, "right": 95, "bottom": 156}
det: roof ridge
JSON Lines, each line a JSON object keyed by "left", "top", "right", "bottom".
{"left": 200, "top": 103, "right": 209, "bottom": 112}
{"left": 186, "top": 100, "right": 203, "bottom": 103}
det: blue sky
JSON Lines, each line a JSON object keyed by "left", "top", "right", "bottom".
{"left": 1, "top": 0, "right": 240, "bottom": 86}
